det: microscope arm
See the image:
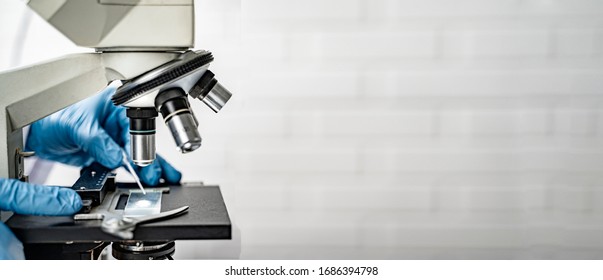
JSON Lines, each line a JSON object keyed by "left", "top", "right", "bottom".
{"left": 1, "top": 54, "right": 106, "bottom": 132}
{"left": 0, "top": 52, "right": 180, "bottom": 179}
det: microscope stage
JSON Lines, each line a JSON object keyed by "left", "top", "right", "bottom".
{"left": 6, "top": 184, "right": 231, "bottom": 243}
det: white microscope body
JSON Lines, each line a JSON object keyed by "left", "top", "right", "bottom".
{"left": 0, "top": 0, "right": 229, "bottom": 179}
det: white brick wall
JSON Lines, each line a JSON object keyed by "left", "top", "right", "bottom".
{"left": 3, "top": 0, "right": 603, "bottom": 259}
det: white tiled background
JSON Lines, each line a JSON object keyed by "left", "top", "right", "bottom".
{"left": 3, "top": 0, "right": 603, "bottom": 259}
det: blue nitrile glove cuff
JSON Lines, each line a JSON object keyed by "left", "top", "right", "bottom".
{"left": 0, "top": 223, "right": 24, "bottom": 260}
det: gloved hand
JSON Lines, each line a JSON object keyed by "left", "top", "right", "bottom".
{"left": 25, "top": 82, "right": 182, "bottom": 186}
{"left": 0, "top": 178, "right": 82, "bottom": 260}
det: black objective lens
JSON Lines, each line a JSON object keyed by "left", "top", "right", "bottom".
{"left": 127, "top": 108, "right": 158, "bottom": 166}
{"left": 155, "top": 88, "right": 202, "bottom": 153}
{"left": 189, "top": 70, "right": 233, "bottom": 113}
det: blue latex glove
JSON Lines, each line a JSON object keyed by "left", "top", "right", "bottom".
{"left": 26, "top": 82, "right": 182, "bottom": 186}
{"left": 0, "top": 178, "right": 82, "bottom": 260}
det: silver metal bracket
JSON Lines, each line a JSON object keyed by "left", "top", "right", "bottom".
{"left": 14, "top": 148, "right": 34, "bottom": 182}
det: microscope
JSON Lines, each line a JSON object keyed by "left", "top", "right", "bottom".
{"left": 0, "top": 0, "right": 232, "bottom": 259}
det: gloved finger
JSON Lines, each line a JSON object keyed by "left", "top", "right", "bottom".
{"left": 101, "top": 91, "right": 129, "bottom": 147}
{"left": 102, "top": 81, "right": 130, "bottom": 148}
{"left": 101, "top": 81, "right": 121, "bottom": 98}
{"left": 0, "top": 178, "right": 82, "bottom": 216}
{"left": 136, "top": 156, "right": 182, "bottom": 186}
{"left": 117, "top": 104, "right": 130, "bottom": 148}
{"left": 103, "top": 105, "right": 128, "bottom": 147}
{"left": 78, "top": 125, "right": 123, "bottom": 170}
{"left": 156, "top": 155, "right": 182, "bottom": 184}
{"left": 0, "top": 223, "right": 24, "bottom": 260}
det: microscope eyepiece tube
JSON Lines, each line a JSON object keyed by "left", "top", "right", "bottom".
{"left": 126, "top": 108, "right": 158, "bottom": 167}
{"left": 155, "top": 88, "right": 202, "bottom": 153}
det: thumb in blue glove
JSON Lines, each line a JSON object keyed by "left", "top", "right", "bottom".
{"left": 0, "top": 178, "right": 82, "bottom": 260}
